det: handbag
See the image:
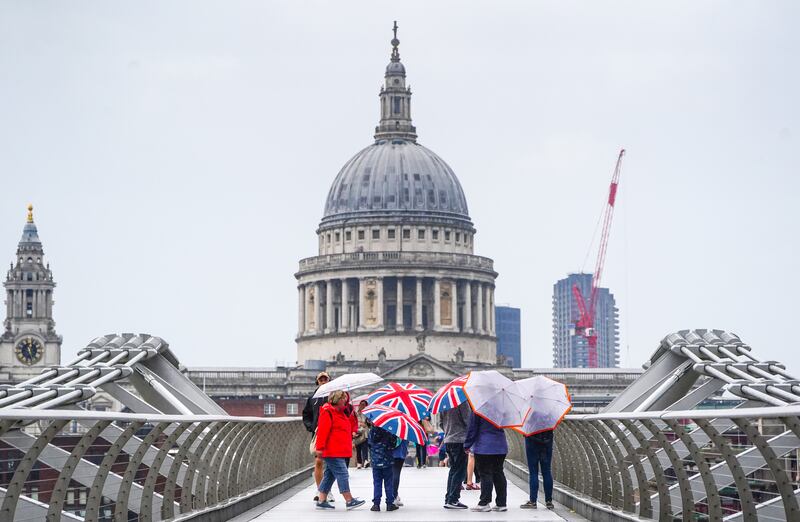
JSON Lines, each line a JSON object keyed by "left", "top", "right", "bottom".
{"left": 353, "top": 429, "right": 367, "bottom": 446}
{"left": 309, "top": 431, "right": 317, "bottom": 456}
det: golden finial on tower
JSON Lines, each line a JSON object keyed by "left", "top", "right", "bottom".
{"left": 27, "top": 204, "right": 33, "bottom": 223}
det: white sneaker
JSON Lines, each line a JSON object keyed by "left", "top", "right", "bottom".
{"left": 492, "top": 505, "right": 508, "bottom": 511}
{"left": 471, "top": 504, "right": 491, "bottom": 512}
{"left": 394, "top": 496, "right": 403, "bottom": 506}
{"left": 328, "top": 493, "right": 335, "bottom": 502}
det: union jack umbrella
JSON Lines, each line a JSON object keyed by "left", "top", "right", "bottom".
{"left": 366, "top": 382, "right": 433, "bottom": 421}
{"left": 361, "top": 404, "right": 428, "bottom": 445}
{"left": 427, "top": 375, "right": 468, "bottom": 415}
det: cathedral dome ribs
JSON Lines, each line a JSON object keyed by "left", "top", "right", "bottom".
{"left": 296, "top": 23, "right": 498, "bottom": 366}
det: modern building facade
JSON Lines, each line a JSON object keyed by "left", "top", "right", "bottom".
{"left": 552, "top": 273, "right": 619, "bottom": 368}
{"left": 295, "top": 26, "right": 498, "bottom": 366}
{"left": 0, "top": 206, "right": 62, "bottom": 382}
{"left": 495, "top": 305, "right": 521, "bottom": 367}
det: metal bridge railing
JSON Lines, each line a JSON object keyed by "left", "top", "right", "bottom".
{"left": 0, "top": 410, "right": 312, "bottom": 521}
{"left": 508, "top": 405, "right": 800, "bottom": 522}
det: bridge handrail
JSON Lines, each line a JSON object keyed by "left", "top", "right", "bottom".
{"left": 565, "top": 403, "right": 800, "bottom": 421}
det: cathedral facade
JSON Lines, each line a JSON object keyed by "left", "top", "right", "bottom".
{"left": 296, "top": 26, "right": 498, "bottom": 367}
{"left": 0, "top": 206, "right": 62, "bottom": 382}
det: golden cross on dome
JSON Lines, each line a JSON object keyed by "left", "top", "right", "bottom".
{"left": 27, "top": 204, "right": 33, "bottom": 223}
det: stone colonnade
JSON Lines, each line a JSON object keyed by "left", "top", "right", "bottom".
{"left": 5, "top": 289, "right": 52, "bottom": 319}
{"left": 297, "top": 276, "right": 495, "bottom": 338}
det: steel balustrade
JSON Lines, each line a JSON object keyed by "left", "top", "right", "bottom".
{"left": 0, "top": 410, "right": 312, "bottom": 521}
{"left": 507, "top": 406, "right": 800, "bottom": 521}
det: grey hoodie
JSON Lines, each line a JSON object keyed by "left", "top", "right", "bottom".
{"left": 441, "top": 402, "right": 472, "bottom": 444}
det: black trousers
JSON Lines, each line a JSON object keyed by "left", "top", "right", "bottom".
{"left": 392, "top": 458, "right": 404, "bottom": 497}
{"left": 475, "top": 453, "right": 507, "bottom": 507}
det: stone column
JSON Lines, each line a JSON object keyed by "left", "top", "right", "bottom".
{"left": 396, "top": 277, "right": 404, "bottom": 331}
{"left": 475, "top": 282, "right": 484, "bottom": 334}
{"left": 464, "top": 281, "right": 472, "bottom": 333}
{"left": 376, "top": 277, "right": 384, "bottom": 329}
{"left": 315, "top": 281, "right": 324, "bottom": 335}
{"left": 358, "top": 278, "right": 366, "bottom": 332}
{"left": 489, "top": 286, "right": 496, "bottom": 335}
{"left": 325, "top": 280, "right": 334, "bottom": 334}
{"left": 451, "top": 280, "right": 458, "bottom": 331}
{"left": 433, "top": 278, "right": 441, "bottom": 330}
{"left": 340, "top": 278, "right": 349, "bottom": 333}
{"left": 297, "top": 284, "right": 305, "bottom": 336}
{"left": 415, "top": 277, "right": 423, "bottom": 331}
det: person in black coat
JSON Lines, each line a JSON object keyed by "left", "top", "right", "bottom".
{"left": 302, "top": 371, "right": 331, "bottom": 500}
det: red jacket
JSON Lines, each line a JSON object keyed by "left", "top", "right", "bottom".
{"left": 315, "top": 403, "right": 354, "bottom": 458}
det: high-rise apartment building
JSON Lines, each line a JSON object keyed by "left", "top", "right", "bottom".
{"left": 552, "top": 273, "right": 619, "bottom": 368}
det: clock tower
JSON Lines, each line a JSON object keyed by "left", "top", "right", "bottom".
{"left": 0, "top": 205, "right": 62, "bottom": 382}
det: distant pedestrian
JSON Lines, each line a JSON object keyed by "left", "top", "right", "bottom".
{"left": 415, "top": 441, "right": 427, "bottom": 468}
{"left": 520, "top": 429, "right": 555, "bottom": 510}
{"left": 354, "top": 400, "right": 369, "bottom": 468}
{"left": 464, "top": 415, "right": 508, "bottom": 512}
{"left": 391, "top": 439, "right": 408, "bottom": 506}
{"left": 314, "top": 390, "right": 366, "bottom": 511}
{"left": 367, "top": 424, "right": 399, "bottom": 512}
{"left": 441, "top": 401, "right": 471, "bottom": 510}
{"left": 302, "top": 371, "right": 332, "bottom": 502}
{"left": 465, "top": 452, "right": 480, "bottom": 489}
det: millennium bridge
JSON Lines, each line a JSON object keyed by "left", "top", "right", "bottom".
{"left": 0, "top": 330, "right": 798, "bottom": 521}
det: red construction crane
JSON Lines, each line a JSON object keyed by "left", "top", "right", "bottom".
{"left": 572, "top": 149, "right": 625, "bottom": 368}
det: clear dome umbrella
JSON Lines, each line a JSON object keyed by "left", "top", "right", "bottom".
{"left": 312, "top": 372, "right": 383, "bottom": 399}
{"left": 513, "top": 375, "right": 572, "bottom": 435}
{"left": 463, "top": 370, "right": 530, "bottom": 428}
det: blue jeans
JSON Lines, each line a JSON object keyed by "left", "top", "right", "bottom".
{"left": 319, "top": 457, "right": 350, "bottom": 495}
{"left": 444, "top": 443, "right": 467, "bottom": 504}
{"left": 372, "top": 466, "right": 395, "bottom": 506}
{"left": 524, "top": 435, "right": 553, "bottom": 502}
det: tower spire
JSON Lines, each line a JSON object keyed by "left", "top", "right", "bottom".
{"left": 374, "top": 21, "right": 417, "bottom": 143}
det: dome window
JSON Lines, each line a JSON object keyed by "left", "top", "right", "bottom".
{"left": 418, "top": 229, "right": 425, "bottom": 240}
{"left": 358, "top": 230, "right": 365, "bottom": 240}
{"left": 432, "top": 230, "right": 439, "bottom": 241}
{"left": 387, "top": 194, "right": 396, "bottom": 203}
{"left": 413, "top": 174, "right": 421, "bottom": 181}
{"left": 456, "top": 232, "right": 461, "bottom": 243}
{"left": 403, "top": 229, "right": 411, "bottom": 240}
{"left": 335, "top": 232, "right": 341, "bottom": 242}
{"left": 372, "top": 229, "right": 380, "bottom": 240}
{"left": 345, "top": 231, "right": 352, "bottom": 241}
{"left": 445, "top": 231, "right": 451, "bottom": 242}
{"left": 373, "top": 195, "right": 381, "bottom": 204}
{"left": 388, "top": 229, "right": 396, "bottom": 240}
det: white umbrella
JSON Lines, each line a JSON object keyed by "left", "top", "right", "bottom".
{"left": 513, "top": 375, "right": 572, "bottom": 436}
{"left": 463, "top": 370, "right": 530, "bottom": 428}
{"left": 312, "top": 372, "right": 383, "bottom": 399}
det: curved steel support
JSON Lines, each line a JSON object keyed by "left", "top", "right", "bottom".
{"left": 602, "top": 419, "right": 652, "bottom": 518}
{"left": 140, "top": 421, "right": 189, "bottom": 522}
{"left": 584, "top": 420, "right": 622, "bottom": 508}
{"left": 0, "top": 419, "right": 69, "bottom": 521}
{"left": 555, "top": 423, "right": 578, "bottom": 491}
{"left": 665, "top": 419, "right": 723, "bottom": 522}
{"left": 85, "top": 420, "right": 145, "bottom": 521}
{"left": 180, "top": 421, "right": 224, "bottom": 513}
{"left": 590, "top": 419, "right": 633, "bottom": 512}
{"left": 562, "top": 422, "right": 591, "bottom": 495}
{"left": 207, "top": 422, "right": 249, "bottom": 506}
{"left": 572, "top": 421, "right": 606, "bottom": 502}
{"left": 114, "top": 421, "right": 169, "bottom": 522}
{"left": 641, "top": 418, "right": 694, "bottom": 520}
{"left": 47, "top": 419, "right": 111, "bottom": 522}
{"left": 733, "top": 418, "right": 800, "bottom": 521}
{"left": 694, "top": 418, "right": 757, "bottom": 521}
{"left": 199, "top": 421, "right": 241, "bottom": 508}
{"left": 621, "top": 419, "right": 671, "bottom": 520}
{"left": 222, "top": 422, "right": 260, "bottom": 500}
{"left": 239, "top": 424, "right": 269, "bottom": 493}
{"left": 162, "top": 421, "right": 209, "bottom": 519}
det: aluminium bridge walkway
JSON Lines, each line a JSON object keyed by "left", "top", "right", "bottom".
{"left": 3, "top": 330, "right": 800, "bottom": 521}
{"left": 239, "top": 465, "right": 575, "bottom": 521}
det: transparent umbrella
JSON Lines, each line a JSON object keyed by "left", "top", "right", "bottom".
{"left": 312, "top": 372, "right": 383, "bottom": 399}
{"left": 513, "top": 375, "right": 572, "bottom": 435}
{"left": 463, "top": 370, "right": 530, "bottom": 428}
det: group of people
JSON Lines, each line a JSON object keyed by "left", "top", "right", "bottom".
{"left": 302, "top": 371, "right": 556, "bottom": 512}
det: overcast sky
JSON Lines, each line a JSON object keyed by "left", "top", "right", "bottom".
{"left": 1, "top": 2, "right": 797, "bottom": 370}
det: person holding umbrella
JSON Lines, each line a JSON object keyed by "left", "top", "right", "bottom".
{"left": 302, "top": 371, "right": 331, "bottom": 502}
{"left": 520, "top": 429, "right": 555, "bottom": 510}
{"left": 314, "top": 390, "right": 366, "bottom": 511}
{"left": 464, "top": 414, "right": 508, "bottom": 512}
{"left": 441, "top": 401, "right": 471, "bottom": 509}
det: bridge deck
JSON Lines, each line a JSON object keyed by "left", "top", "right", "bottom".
{"left": 252, "top": 465, "right": 574, "bottom": 521}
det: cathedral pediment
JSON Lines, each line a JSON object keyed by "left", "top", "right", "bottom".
{"left": 378, "top": 353, "right": 461, "bottom": 381}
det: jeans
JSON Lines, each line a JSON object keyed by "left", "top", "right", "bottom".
{"left": 356, "top": 442, "right": 369, "bottom": 465}
{"left": 475, "top": 454, "right": 507, "bottom": 507}
{"left": 372, "top": 466, "right": 395, "bottom": 506}
{"left": 416, "top": 443, "right": 427, "bottom": 466}
{"left": 444, "top": 443, "right": 467, "bottom": 504}
{"left": 318, "top": 457, "right": 350, "bottom": 495}
{"left": 391, "top": 458, "right": 404, "bottom": 497}
{"left": 525, "top": 435, "right": 554, "bottom": 502}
